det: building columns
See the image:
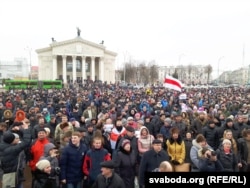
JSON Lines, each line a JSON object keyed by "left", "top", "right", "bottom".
{"left": 91, "top": 56, "right": 95, "bottom": 81}
{"left": 99, "top": 57, "right": 104, "bottom": 81}
{"left": 72, "top": 55, "right": 77, "bottom": 82}
{"left": 82, "top": 56, "right": 86, "bottom": 80}
{"left": 62, "top": 55, "right": 67, "bottom": 83}
{"left": 52, "top": 55, "right": 57, "bottom": 80}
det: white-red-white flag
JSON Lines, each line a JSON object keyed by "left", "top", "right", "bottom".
{"left": 164, "top": 75, "right": 183, "bottom": 92}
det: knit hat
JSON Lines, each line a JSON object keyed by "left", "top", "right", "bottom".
{"left": 127, "top": 116, "right": 133, "bottom": 121}
{"left": 164, "top": 118, "right": 172, "bottom": 124}
{"left": 225, "top": 118, "right": 233, "bottom": 123}
{"left": 44, "top": 127, "right": 50, "bottom": 134}
{"left": 137, "top": 120, "right": 144, "bottom": 125}
{"left": 3, "top": 132, "right": 15, "bottom": 144}
{"left": 196, "top": 134, "right": 206, "bottom": 143}
{"left": 222, "top": 139, "right": 232, "bottom": 145}
{"left": 122, "top": 139, "right": 130, "bottom": 148}
{"left": 36, "top": 159, "right": 51, "bottom": 171}
{"left": 37, "top": 127, "right": 47, "bottom": 133}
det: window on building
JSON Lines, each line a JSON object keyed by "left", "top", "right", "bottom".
{"left": 85, "top": 62, "right": 90, "bottom": 72}
{"left": 67, "top": 62, "right": 72, "bottom": 71}
{"left": 76, "top": 60, "right": 81, "bottom": 72}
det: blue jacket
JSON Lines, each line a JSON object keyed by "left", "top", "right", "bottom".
{"left": 59, "top": 140, "right": 88, "bottom": 183}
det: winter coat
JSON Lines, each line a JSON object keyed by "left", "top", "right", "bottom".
{"left": 166, "top": 136, "right": 185, "bottom": 164}
{"left": 139, "top": 148, "right": 169, "bottom": 186}
{"left": 33, "top": 169, "right": 51, "bottom": 188}
{"left": 115, "top": 147, "right": 137, "bottom": 188}
{"left": 92, "top": 172, "right": 126, "bottom": 188}
{"left": 83, "top": 147, "right": 111, "bottom": 184}
{"left": 59, "top": 139, "right": 88, "bottom": 183}
{"left": 0, "top": 129, "right": 31, "bottom": 174}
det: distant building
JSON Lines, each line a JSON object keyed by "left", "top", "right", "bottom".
{"left": 36, "top": 33, "right": 117, "bottom": 83}
{"left": 0, "top": 58, "right": 29, "bottom": 79}
{"left": 158, "top": 65, "right": 211, "bottom": 85}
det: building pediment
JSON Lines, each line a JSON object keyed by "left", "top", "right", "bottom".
{"left": 36, "top": 37, "right": 117, "bottom": 57}
{"left": 50, "top": 37, "right": 105, "bottom": 50}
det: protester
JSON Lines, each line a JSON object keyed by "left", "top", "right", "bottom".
{"left": 33, "top": 159, "right": 52, "bottom": 188}
{"left": 114, "top": 139, "right": 137, "bottom": 188}
{"left": 139, "top": 139, "right": 169, "bottom": 188}
{"left": 60, "top": 131, "right": 88, "bottom": 188}
{"left": 92, "top": 160, "right": 126, "bottom": 188}
{"left": 0, "top": 121, "right": 31, "bottom": 188}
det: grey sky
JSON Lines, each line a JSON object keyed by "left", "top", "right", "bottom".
{"left": 0, "top": 0, "right": 250, "bottom": 79}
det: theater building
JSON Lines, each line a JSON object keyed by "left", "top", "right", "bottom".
{"left": 36, "top": 32, "right": 117, "bottom": 84}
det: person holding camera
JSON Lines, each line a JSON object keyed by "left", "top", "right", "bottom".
{"left": 190, "top": 134, "right": 223, "bottom": 172}
{"left": 197, "top": 147, "right": 224, "bottom": 172}
{"left": 39, "top": 143, "right": 60, "bottom": 188}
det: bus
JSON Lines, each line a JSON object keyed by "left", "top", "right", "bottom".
{"left": 4, "top": 80, "right": 63, "bottom": 90}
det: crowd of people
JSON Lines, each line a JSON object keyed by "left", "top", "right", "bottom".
{"left": 0, "top": 81, "right": 250, "bottom": 188}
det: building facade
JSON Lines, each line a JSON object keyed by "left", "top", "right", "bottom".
{"left": 158, "top": 64, "right": 211, "bottom": 85}
{"left": 36, "top": 34, "right": 117, "bottom": 84}
{"left": 0, "top": 58, "right": 29, "bottom": 79}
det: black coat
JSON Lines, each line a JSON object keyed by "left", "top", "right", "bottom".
{"left": 139, "top": 149, "right": 169, "bottom": 186}
{"left": 114, "top": 147, "right": 137, "bottom": 188}
{"left": 33, "top": 169, "right": 51, "bottom": 188}
{"left": 92, "top": 172, "right": 126, "bottom": 188}
{"left": 0, "top": 129, "right": 31, "bottom": 174}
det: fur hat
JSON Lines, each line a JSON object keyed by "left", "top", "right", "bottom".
{"left": 122, "top": 139, "right": 130, "bottom": 148}
{"left": 3, "top": 132, "right": 15, "bottom": 144}
{"left": 60, "top": 122, "right": 69, "bottom": 130}
{"left": 36, "top": 159, "right": 51, "bottom": 171}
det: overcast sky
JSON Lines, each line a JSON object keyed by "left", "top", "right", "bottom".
{"left": 0, "top": 0, "right": 250, "bottom": 79}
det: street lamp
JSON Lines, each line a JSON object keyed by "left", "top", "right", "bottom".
{"left": 178, "top": 53, "right": 186, "bottom": 80}
{"left": 217, "top": 56, "right": 224, "bottom": 85}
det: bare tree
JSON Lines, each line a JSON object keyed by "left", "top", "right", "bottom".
{"left": 187, "top": 64, "right": 192, "bottom": 84}
{"left": 148, "top": 60, "right": 158, "bottom": 84}
{"left": 173, "top": 68, "right": 178, "bottom": 79}
{"left": 125, "top": 63, "right": 136, "bottom": 83}
{"left": 204, "top": 64, "right": 213, "bottom": 84}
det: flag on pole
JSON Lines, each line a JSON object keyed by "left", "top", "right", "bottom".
{"left": 164, "top": 75, "right": 183, "bottom": 92}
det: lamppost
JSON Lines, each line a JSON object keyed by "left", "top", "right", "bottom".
{"left": 178, "top": 53, "right": 186, "bottom": 80}
{"left": 25, "top": 46, "right": 32, "bottom": 79}
{"left": 217, "top": 56, "right": 224, "bottom": 85}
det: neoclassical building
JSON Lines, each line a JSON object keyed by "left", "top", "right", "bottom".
{"left": 36, "top": 32, "right": 117, "bottom": 83}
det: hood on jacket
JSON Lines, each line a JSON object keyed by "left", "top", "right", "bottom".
{"left": 139, "top": 126, "right": 150, "bottom": 137}
{"left": 43, "top": 143, "right": 56, "bottom": 156}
